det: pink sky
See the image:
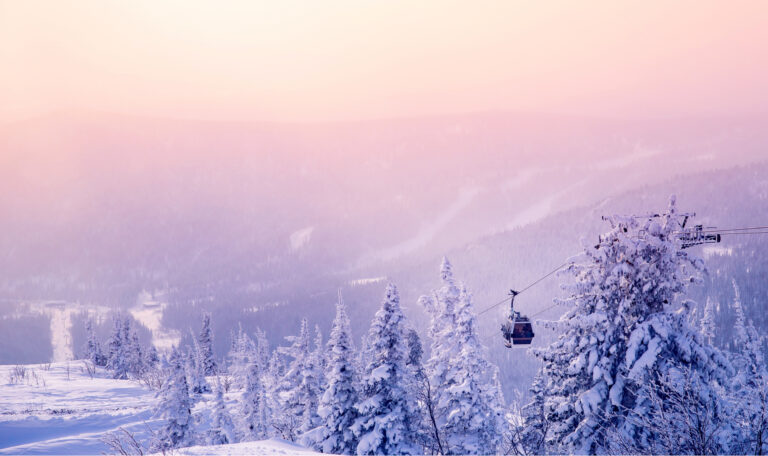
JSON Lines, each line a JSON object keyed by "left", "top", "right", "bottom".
{"left": 1, "top": 0, "right": 768, "bottom": 122}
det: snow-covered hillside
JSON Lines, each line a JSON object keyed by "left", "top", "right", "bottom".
{"left": 0, "top": 362, "right": 319, "bottom": 455}
{"left": 0, "top": 361, "right": 156, "bottom": 454}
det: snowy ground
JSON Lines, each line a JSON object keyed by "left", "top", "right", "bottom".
{"left": 0, "top": 362, "right": 320, "bottom": 455}
{"left": 163, "top": 439, "right": 320, "bottom": 455}
{"left": 0, "top": 361, "right": 158, "bottom": 454}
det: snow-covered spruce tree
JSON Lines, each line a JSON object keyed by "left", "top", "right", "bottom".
{"left": 529, "top": 196, "right": 733, "bottom": 453}
{"left": 441, "top": 284, "right": 506, "bottom": 454}
{"left": 297, "top": 325, "right": 328, "bottom": 449}
{"left": 207, "top": 378, "right": 236, "bottom": 445}
{"left": 405, "top": 329, "right": 423, "bottom": 369}
{"left": 84, "top": 318, "right": 107, "bottom": 367}
{"left": 186, "top": 343, "right": 210, "bottom": 396}
{"left": 700, "top": 297, "right": 717, "bottom": 346}
{"left": 519, "top": 373, "right": 548, "bottom": 455}
{"left": 604, "top": 361, "right": 733, "bottom": 455}
{"left": 403, "top": 327, "right": 438, "bottom": 454}
{"left": 416, "top": 257, "right": 459, "bottom": 453}
{"left": 240, "top": 360, "right": 270, "bottom": 441}
{"left": 254, "top": 327, "right": 271, "bottom": 374}
{"left": 127, "top": 326, "right": 145, "bottom": 376}
{"left": 353, "top": 283, "right": 418, "bottom": 455}
{"left": 274, "top": 319, "right": 312, "bottom": 441}
{"left": 227, "top": 325, "right": 256, "bottom": 388}
{"left": 312, "top": 324, "right": 327, "bottom": 388}
{"left": 729, "top": 281, "right": 768, "bottom": 454}
{"left": 153, "top": 346, "right": 193, "bottom": 451}
{"left": 198, "top": 312, "right": 217, "bottom": 376}
{"left": 357, "top": 334, "right": 372, "bottom": 379}
{"left": 106, "top": 315, "right": 129, "bottom": 379}
{"left": 144, "top": 345, "right": 160, "bottom": 370}
{"left": 418, "top": 258, "right": 505, "bottom": 454}
{"left": 318, "top": 293, "right": 360, "bottom": 454}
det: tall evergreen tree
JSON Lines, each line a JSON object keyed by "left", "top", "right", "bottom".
{"left": 520, "top": 373, "right": 548, "bottom": 454}
{"left": 274, "top": 319, "right": 312, "bottom": 441}
{"left": 700, "top": 297, "right": 717, "bottom": 346}
{"left": 254, "top": 327, "right": 271, "bottom": 373}
{"left": 198, "top": 313, "right": 217, "bottom": 375}
{"left": 186, "top": 341, "right": 210, "bottom": 396}
{"left": 207, "top": 379, "right": 236, "bottom": 445}
{"left": 84, "top": 318, "right": 106, "bottom": 367}
{"left": 353, "top": 284, "right": 418, "bottom": 455}
{"left": 529, "top": 197, "right": 732, "bottom": 453}
{"left": 106, "top": 315, "right": 129, "bottom": 379}
{"left": 127, "top": 326, "right": 145, "bottom": 376}
{"left": 153, "top": 346, "right": 193, "bottom": 451}
{"left": 729, "top": 282, "right": 768, "bottom": 454}
{"left": 144, "top": 345, "right": 160, "bottom": 370}
{"left": 318, "top": 292, "right": 360, "bottom": 454}
{"left": 240, "top": 361, "right": 269, "bottom": 441}
{"left": 436, "top": 285, "right": 505, "bottom": 454}
{"left": 298, "top": 325, "right": 326, "bottom": 448}
{"left": 228, "top": 325, "right": 256, "bottom": 389}
{"left": 419, "top": 259, "right": 505, "bottom": 454}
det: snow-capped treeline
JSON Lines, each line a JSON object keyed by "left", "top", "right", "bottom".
{"left": 87, "top": 259, "right": 507, "bottom": 455}
{"left": 87, "top": 197, "right": 767, "bottom": 455}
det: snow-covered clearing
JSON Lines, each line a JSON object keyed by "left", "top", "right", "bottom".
{"left": 0, "top": 362, "right": 321, "bottom": 455}
{"left": 130, "top": 292, "right": 180, "bottom": 351}
{"left": 0, "top": 362, "right": 157, "bottom": 454}
{"left": 160, "top": 439, "right": 320, "bottom": 455}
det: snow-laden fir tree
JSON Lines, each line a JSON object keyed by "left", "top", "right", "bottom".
{"left": 528, "top": 196, "right": 733, "bottom": 453}
{"left": 198, "top": 312, "right": 218, "bottom": 376}
{"left": 274, "top": 319, "right": 312, "bottom": 441}
{"left": 403, "top": 327, "right": 436, "bottom": 453}
{"left": 127, "top": 326, "right": 145, "bottom": 376}
{"left": 144, "top": 345, "right": 160, "bottom": 369}
{"left": 254, "top": 327, "right": 271, "bottom": 374}
{"left": 207, "top": 378, "right": 236, "bottom": 445}
{"left": 186, "top": 343, "right": 210, "bottom": 396}
{"left": 106, "top": 315, "right": 129, "bottom": 379}
{"left": 728, "top": 281, "right": 768, "bottom": 454}
{"left": 405, "top": 329, "right": 423, "bottom": 370}
{"left": 312, "top": 324, "right": 327, "bottom": 387}
{"left": 298, "top": 325, "right": 327, "bottom": 449}
{"left": 700, "top": 297, "right": 717, "bottom": 346}
{"left": 240, "top": 360, "right": 270, "bottom": 441}
{"left": 353, "top": 283, "right": 418, "bottom": 455}
{"left": 357, "top": 334, "right": 372, "bottom": 379}
{"left": 419, "top": 258, "right": 505, "bottom": 454}
{"left": 437, "top": 284, "right": 506, "bottom": 454}
{"left": 318, "top": 292, "right": 360, "bottom": 454}
{"left": 153, "top": 346, "right": 193, "bottom": 451}
{"left": 519, "top": 373, "right": 548, "bottom": 455}
{"left": 227, "top": 325, "right": 256, "bottom": 388}
{"left": 84, "top": 318, "right": 107, "bottom": 367}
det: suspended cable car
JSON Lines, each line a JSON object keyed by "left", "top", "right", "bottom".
{"left": 500, "top": 289, "right": 534, "bottom": 347}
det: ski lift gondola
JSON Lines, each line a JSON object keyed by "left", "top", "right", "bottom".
{"left": 501, "top": 289, "right": 534, "bottom": 347}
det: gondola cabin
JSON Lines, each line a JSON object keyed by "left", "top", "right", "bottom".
{"left": 500, "top": 289, "right": 535, "bottom": 347}
{"left": 501, "top": 314, "right": 535, "bottom": 347}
